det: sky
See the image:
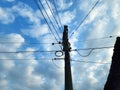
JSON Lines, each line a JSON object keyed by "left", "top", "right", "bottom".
{"left": 0, "top": 0, "right": 120, "bottom": 90}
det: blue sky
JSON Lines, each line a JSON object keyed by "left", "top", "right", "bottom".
{"left": 0, "top": 0, "right": 120, "bottom": 90}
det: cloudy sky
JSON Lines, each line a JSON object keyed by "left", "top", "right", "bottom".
{"left": 0, "top": 0, "right": 120, "bottom": 90}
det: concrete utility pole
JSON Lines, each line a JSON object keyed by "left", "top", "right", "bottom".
{"left": 62, "top": 25, "right": 73, "bottom": 90}
{"left": 104, "top": 37, "right": 120, "bottom": 90}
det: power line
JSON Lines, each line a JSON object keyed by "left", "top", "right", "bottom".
{"left": 38, "top": 0, "right": 61, "bottom": 41}
{"left": 53, "top": 0, "right": 63, "bottom": 31}
{"left": 71, "top": 60, "right": 111, "bottom": 64}
{"left": 34, "top": 0, "right": 60, "bottom": 47}
{"left": 0, "top": 58, "right": 64, "bottom": 60}
{"left": 0, "top": 58, "right": 110, "bottom": 64}
{"left": 75, "top": 35, "right": 118, "bottom": 42}
{"left": 69, "top": 0, "right": 100, "bottom": 39}
{"left": 0, "top": 42, "right": 61, "bottom": 45}
{"left": 0, "top": 58, "right": 52, "bottom": 60}
{"left": 76, "top": 49, "right": 94, "bottom": 57}
{"left": 45, "top": 0, "right": 62, "bottom": 36}
{"left": 52, "top": 59, "right": 64, "bottom": 69}
{"left": 0, "top": 46, "right": 114, "bottom": 54}
{"left": 0, "top": 50, "right": 59, "bottom": 53}
{"left": 72, "top": 46, "right": 114, "bottom": 51}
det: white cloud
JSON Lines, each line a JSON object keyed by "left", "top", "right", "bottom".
{"left": 0, "top": 7, "right": 15, "bottom": 24}
{"left": 0, "top": 33, "right": 64, "bottom": 90}
{"left": 22, "top": 24, "right": 49, "bottom": 38}
{"left": 12, "top": 2, "right": 41, "bottom": 25}
{"left": 56, "top": 0, "right": 73, "bottom": 10}
{"left": 0, "top": 33, "right": 24, "bottom": 52}
{"left": 60, "top": 11, "right": 76, "bottom": 25}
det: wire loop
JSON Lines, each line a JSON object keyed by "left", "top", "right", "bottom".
{"left": 55, "top": 50, "right": 64, "bottom": 57}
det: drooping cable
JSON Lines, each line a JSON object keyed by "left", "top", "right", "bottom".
{"left": 76, "top": 49, "right": 94, "bottom": 57}
{"left": 72, "top": 46, "right": 114, "bottom": 51}
{"left": 52, "top": 58, "right": 64, "bottom": 69}
{"left": 69, "top": 0, "right": 100, "bottom": 39}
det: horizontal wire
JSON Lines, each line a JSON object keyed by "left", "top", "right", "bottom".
{"left": 0, "top": 58, "right": 111, "bottom": 64}
{"left": 0, "top": 46, "right": 114, "bottom": 53}
{"left": 0, "top": 50, "right": 59, "bottom": 53}
{"left": 72, "top": 46, "right": 114, "bottom": 51}
{"left": 75, "top": 35, "right": 118, "bottom": 42}
{"left": 2, "top": 35, "right": 116, "bottom": 44}
{"left": 71, "top": 60, "right": 111, "bottom": 64}
{"left": 0, "top": 42, "right": 61, "bottom": 45}
{"left": 0, "top": 58, "right": 64, "bottom": 60}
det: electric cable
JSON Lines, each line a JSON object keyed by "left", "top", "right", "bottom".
{"left": 76, "top": 35, "right": 117, "bottom": 42}
{"left": 52, "top": 58, "right": 64, "bottom": 69}
{"left": 38, "top": 0, "right": 61, "bottom": 41}
{"left": 71, "top": 59, "right": 111, "bottom": 64}
{"left": 34, "top": 0, "right": 62, "bottom": 49}
{"left": 53, "top": 0, "right": 63, "bottom": 31}
{"left": 76, "top": 49, "right": 94, "bottom": 57}
{"left": 69, "top": 0, "right": 100, "bottom": 39}
{"left": 0, "top": 58, "right": 64, "bottom": 60}
{"left": 72, "top": 46, "right": 114, "bottom": 51}
{"left": 0, "top": 46, "right": 114, "bottom": 53}
{"left": 45, "top": 0, "right": 63, "bottom": 36}
{"left": 0, "top": 50, "right": 58, "bottom": 53}
{"left": 0, "top": 42, "right": 60, "bottom": 45}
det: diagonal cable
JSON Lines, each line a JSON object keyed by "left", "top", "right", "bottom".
{"left": 38, "top": 0, "right": 61, "bottom": 40}
{"left": 34, "top": 0, "right": 62, "bottom": 49}
{"left": 53, "top": 0, "right": 63, "bottom": 31}
{"left": 45, "top": 0, "right": 62, "bottom": 37}
{"left": 69, "top": 0, "right": 100, "bottom": 39}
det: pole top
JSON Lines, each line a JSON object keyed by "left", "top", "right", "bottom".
{"left": 64, "top": 25, "right": 68, "bottom": 29}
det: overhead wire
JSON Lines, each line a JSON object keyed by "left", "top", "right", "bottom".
{"left": 76, "top": 49, "right": 94, "bottom": 57}
{"left": 0, "top": 42, "right": 60, "bottom": 45}
{"left": 34, "top": 0, "right": 62, "bottom": 49}
{"left": 76, "top": 35, "right": 118, "bottom": 42}
{"left": 0, "top": 46, "right": 114, "bottom": 53}
{"left": 72, "top": 46, "right": 114, "bottom": 51}
{"left": 38, "top": 0, "right": 61, "bottom": 41}
{"left": 52, "top": 58, "right": 64, "bottom": 69}
{"left": 71, "top": 60, "right": 111, "bottom": 64}
{"left": 0, "top": 58, "right": 64, "bottom": 60}
{"left": 45, "top": 0, "right": 62, "bottom": 36}
{"left": 0, "top": 58, "right": 110, "bottom": 64}
{"left": 69, "top": 0, "right": 100, "bottom": 39}
{"left": 53, "top": 0, "right": 63, "bottom": 31}
{"left": 0, "top": 50, "right": 58, "bottom": 53}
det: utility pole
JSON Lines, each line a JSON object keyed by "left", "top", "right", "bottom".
{"left": 62, "top": 25, "right": 73, "bottom": 90}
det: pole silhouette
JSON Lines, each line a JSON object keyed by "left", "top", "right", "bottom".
{"left": 62, "top": 25, "right": 73, "bottom": 90}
